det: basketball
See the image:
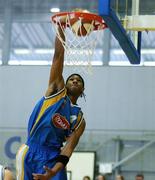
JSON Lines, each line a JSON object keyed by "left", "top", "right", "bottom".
{"left": 70, "top": 18, "right": 94, "bottom": 36}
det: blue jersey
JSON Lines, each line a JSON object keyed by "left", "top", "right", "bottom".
{"left": 27, "top": 87, "right": 83, "bottom": 148}
{"left": 16, "top": 87, "right": 84, "bottom": 180}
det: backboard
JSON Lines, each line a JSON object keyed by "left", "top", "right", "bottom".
{"left": 98, "top": 0, "right": 155, "bottom": 65}
{"left": 111, "top": 0, "right": 155, "bottom": 32}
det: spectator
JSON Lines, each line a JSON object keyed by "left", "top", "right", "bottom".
{"left": 116, "top": 174, "right": 124, "bottom": 180}
{"left": 0, "top": 164, "right": 14, "bottom": 180}
{"left": 83, "top": 175, "right": 91, "bottom": 180}
{"left": 96, "top": 174, "right": 105, "bottom": 180}
{"left": 135, "top": 174, "right": 144, "bottom": 180}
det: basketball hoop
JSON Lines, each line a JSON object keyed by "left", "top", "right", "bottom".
{"left": 51, "top": 11, "right": 107, "bottom": 74}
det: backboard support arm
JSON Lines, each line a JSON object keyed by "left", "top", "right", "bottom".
{"left": 98, "top": 0, "right": 141, "bottom": 64}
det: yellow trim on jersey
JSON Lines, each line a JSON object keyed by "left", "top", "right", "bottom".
{"left": 30, "top": 88, "right": 66, "bottom": 135}
{"left": 73, "top": 111, "right": 83, "bottom": 130}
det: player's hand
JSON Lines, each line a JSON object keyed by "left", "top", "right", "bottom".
{"left": 33, "top": 166, "right": 56, "bottom": 180}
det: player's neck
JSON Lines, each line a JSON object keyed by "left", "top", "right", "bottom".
{"left": 68, "top": 95, "right": 78, "bottom": 105}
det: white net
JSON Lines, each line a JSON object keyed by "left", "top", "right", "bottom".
{"left": 51, "top": 12, "right": 106, "bottom": 74}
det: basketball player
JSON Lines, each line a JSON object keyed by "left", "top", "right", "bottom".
{"left": 0, "top": 164, "right": 14, "bottom": 180}
{"left": 16, "top": 26, "right": 86, "bottom": 179}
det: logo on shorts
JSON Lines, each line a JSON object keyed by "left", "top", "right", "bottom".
{"left": 52, "top": 113, "right": 70, "bottom": 129}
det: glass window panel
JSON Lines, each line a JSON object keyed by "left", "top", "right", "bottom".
{"left": 7, "top": 0, "right": 103, "bottom": 66}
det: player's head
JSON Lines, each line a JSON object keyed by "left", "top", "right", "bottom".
{"left": 66, "top": 73, "right": 85, "bottom": 98}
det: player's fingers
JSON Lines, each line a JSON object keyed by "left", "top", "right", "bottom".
{"left": 33, "top": 176, "right": 41, "bottom": 180}
{"left": 32, "top": 173, "right": 42, "bottom": 179}
{"left": 43, "top": 166, "right": 51, "bottom": 172}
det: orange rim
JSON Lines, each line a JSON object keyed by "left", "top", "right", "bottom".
{"left": 51, "top": 11, "right": 107, "bottom": 31}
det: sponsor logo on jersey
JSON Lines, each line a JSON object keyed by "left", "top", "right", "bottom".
{"left": 52, "top": 113, "right": 70, "bottom": 129}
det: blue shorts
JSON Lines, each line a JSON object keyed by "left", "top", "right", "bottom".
{"left": 16, "top": 143, "right": 67, "bottom": 180}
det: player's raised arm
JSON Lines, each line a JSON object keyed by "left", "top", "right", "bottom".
{"left": 45, "top": 27, "right": 65, "bottom": 97}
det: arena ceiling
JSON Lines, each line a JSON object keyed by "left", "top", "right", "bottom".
{"left": 0, "top": 0, "right": 155, "bottom": 65}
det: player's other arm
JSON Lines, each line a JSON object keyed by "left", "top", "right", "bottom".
{"left": 51, "top": 119, "right": 86, "bottom": 172}
{"left": 61, "top": 118, "right": 86, "bottom": 156}
{"left": 33, "top": 119, "right": 86, "bottom": 180}
{"left": 45, "top": 28, "right": 65, "bottom": 97}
